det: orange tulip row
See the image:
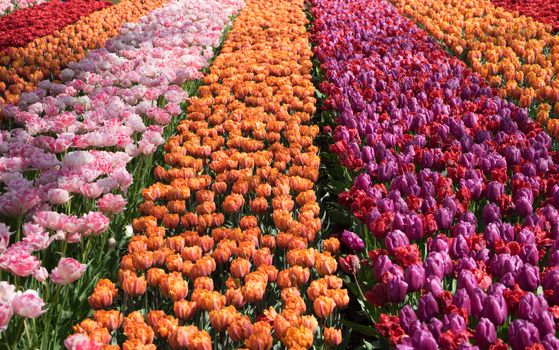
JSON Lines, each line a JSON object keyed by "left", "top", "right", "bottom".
{"left": 393, "top": 0, "right": 559, "bottom": 137}
{"left": 68, "top": 0, "right": 345, "bottom": 349}
{"left": 0, "top": 0, "right": 167, "bottom": 108}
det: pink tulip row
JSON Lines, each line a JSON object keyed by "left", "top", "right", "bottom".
{"left": 0, "top": 0, "right": 48, "bottom": 16}
{"left": 0, "top": 0, "right": 244, "bottom": 335}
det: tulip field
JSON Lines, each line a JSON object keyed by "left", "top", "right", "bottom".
{"left": 3, "top": 0, "right": 559, "bottom": 349}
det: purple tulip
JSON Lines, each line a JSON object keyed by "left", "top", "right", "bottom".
{"left": 449, "top": 234, "right": 470, "bottom": 258}
{"left": 517, "top": 264, "right": 540, "bottom": 291}
{"left": 474, "top": 317, "right": 496, "bottom": 348}
{"left": 417, "top": 293, "right": 439, "bottom": 321}
{"left": 385, "top": 230, "right": 409, "bottom": 254}
{"left": 515, "top": 197, "right": 533, "bottom": 216}
{"left": 470, "top": 288, "right": 486, "bottom": 317}
{"left": 399, "top": 305, "right": 417, "bottom": 333}
{"left": 340, "top": 230, "right": 365, "bottom": 251}
{"left": 428, "top": 235, "right": 448, "bottom": 252}
{"left": 520, "top": 243, "right": 539, "bottom": 266}
{"left": 405, "top": 263, "right": 426, "bottom": 292}
{"left": 428, "top": 318, "right": 443, "bottom": 341}
{"left": 536, "top": 311, "right": 555, "bottom": 336}
{"left": 374, "top": 255, "right": 393, "bottom": 280}
{"left": 518, "top": 293, "right": 547, "bottom": 322}
{"left": 411, "top": 329, "right": 438, "bottom": 350}
{"left": 425, "top": 275, "right": 444, "bottom": 297}
{"left": 453, "top": 288, "right": 471, "bottom": 314}
{"left": 387, "top": 276, "right": 408, "bottom": 303}
{"left": 457, "top": 270, "right": 478, "bottom": 294}
{"left": 435, "top": 207, "right": 453, "bottom": 230}
{"left": 542, "top": 334, "right": 559, "bottom": 350}
{"left": 486, "top": 181, "right": 504, "bottom": 202}
{"left": 481, "top": 203, "right": 501, "bottom": 224}
{"left": 459, "top": 211, "right": 477, "bottom": 226}
{"left": 517, "top": 228, "right": 536, "bottom": 244}
{"left": 508, "top": 319, "right": 540, "bottom": 350}
{"left": 481, "top": 294, "right": 508, "bottom": 326}
{"left": 452, "top": 221, "right": 475, "bottom": 238}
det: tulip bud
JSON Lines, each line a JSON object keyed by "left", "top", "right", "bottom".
{"left": 404, "top": 263, "right": 425, "bottom": 292}
{"left": 508, "top": 319, "right": 540, "bottom": 350}
{"left": 340, "top": 230, "right": 364, "bottom": 251}
{"left": 339, "top": 255, "right": 360, "bottom": 274}
{"left": 474, "top": 318, "right": 496, "bottom": 348}
{"left": 481, "top": 294, "right": 507, "bottom": 326}
{"left": 417, "top": 293, "right": 438, "bottom": 321}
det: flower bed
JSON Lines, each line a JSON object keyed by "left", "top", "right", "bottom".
{"left": 491, "top": 0, "right": 559, "bottom": 32}
{"left": 0, "top": 0, "right": 112, "bottom": 51}
{"left": 66, "top": 0, "right": 347, "bottom": 348}
{"left": 0, "top": 0, "right": 242, "bottom": 346}
{"left": 312, "top": 0, "right": 559, "bottom": 347}
{"left": 0, "top": 0, "right": 47, "bottom": 17}
{"left": 0, "top": 0, "right": 166, "bottom": 108}
{"left": 391, "top": 0, "right": 559, "bottom": 138}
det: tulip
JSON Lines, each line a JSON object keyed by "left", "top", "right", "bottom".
{"left": 387, "top": 276, "right": 408, "bottom": 303}
{"left": 340, "top": 230, "right": 365, "bottom": 251}
{"left": 339, "top": 254, "right": 361, "bottom": 274}
{"left": 481, "top": 294, "right": 507, "bottom": 326}
{"left": 417, "top": 293, "right": 439, "bottom": 321}
{"left": 508, "top": 319, "right": 540, "bottom": 350}
{"left": 404, "top": 263, "right": 425, "bottom": 292}
{"left": 323, "top": 327, "right": 342, "bottom": 346}
{"left": 0, "top": 301, "right": 12, "bottom": 331}
{"left": 399, "top": 305, "right": 417, "bottom": 333}
{"left": 474, "top": 317, "right": 496, "bottom": 348}
{"left": 12, "top": 290, "right": 45, "bottom": 318}
{"left": 385, "top": 230, "right": 409, "bottom": 254}
{"left": 50, "top": 258, "right": 87, "bottom": 285}
{"left": 411, "top": 330, "right": 438, "bottom": 350}
{"left": 516, "top": 264, "right": 539, "bottom": 291}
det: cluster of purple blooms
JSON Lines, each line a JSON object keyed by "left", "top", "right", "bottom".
{"left": 312, "top": 0, "right": 559, "bottom": 348}
{"left": 0, "top": 0, "right": 243, "bottom": 332}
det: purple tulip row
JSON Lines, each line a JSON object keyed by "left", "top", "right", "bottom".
{"left": 311, "top": 0, "right": 559, "bottom": 348}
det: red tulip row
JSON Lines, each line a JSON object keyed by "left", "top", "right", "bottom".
{"left": 0, "top": 0, "right": 111, "bottom": 51}
{"left": 491, "top": 0, "right": 559, "bottom": 32}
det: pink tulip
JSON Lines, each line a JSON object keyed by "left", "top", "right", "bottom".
{"left": 50, "top": 257, "right": 86, "bottom": 285}
{"left": 32, "top": 267, "right": 49, "bottom": 282}
{"left": 12, "top": 290, "right": 45, "bottom": 318}
{"left": 62, "top": 151, "right": 95, "bottom": 169}
{"left": 82, "top": 212, "right": 109, "bottom": 236}
{"left": 0, "top": 223, "right": 12, "bottom": 254}
{"left": 0, "top": 301, "right": 12, "bottom": 331}
{"left": 80, "top": 183, "right": 104, "bottom": 199}
{"left": 64, "top": 333, "right": 100, "bottom": 350}
{"left": 22, "top": 223, "right": 50, "bottom": 251}
{"left": 97, "top": 193, "right": 127, "bottom": 215}
{"left": 0, "top": 282, "right": 16, "bottom": 303}
{"left": 0, "top": 244, "right": 41, "bottom": 277}
{"left": 47, "top": 188, "right": 71, "bottom": 205}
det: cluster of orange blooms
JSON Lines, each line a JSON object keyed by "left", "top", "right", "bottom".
{"left": 393, "top": 0, "right": 559, "bottom": 136}
{"left": 68, "top": 0, "right": 346, "bottom": 348}
{"left": 0, "top": 0, "right": 167, "bottom": 108}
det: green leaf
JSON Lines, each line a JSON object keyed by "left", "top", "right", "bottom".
{"left": 341, "top": 320, "right": 376, "bottom": 337}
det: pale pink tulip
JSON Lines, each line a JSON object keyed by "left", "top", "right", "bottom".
{"left": 0, "top": 301, "right": 13, "bottom": 331}
{"left": 0, "top": 223, "right": 12, "bottom": 254}
{"left": 50, "top": 258, "right": 86, "bottom": 285}
{"left": 32, "top": 267, "right": 49, "bottom": 282}
{"left": 12, "top": 290, "right": 45, "bottom": 318}
{"left": 47, "top": 189, "right": 71, "bottom": 205}
{"left": 64, "top": 333, "right": 101, "bottom": 350}
{"left": 97, "top": 193, "right": 127, "bottom": 215}
{"left": 0, "top": 244, "right": 41, "bottom": 277}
